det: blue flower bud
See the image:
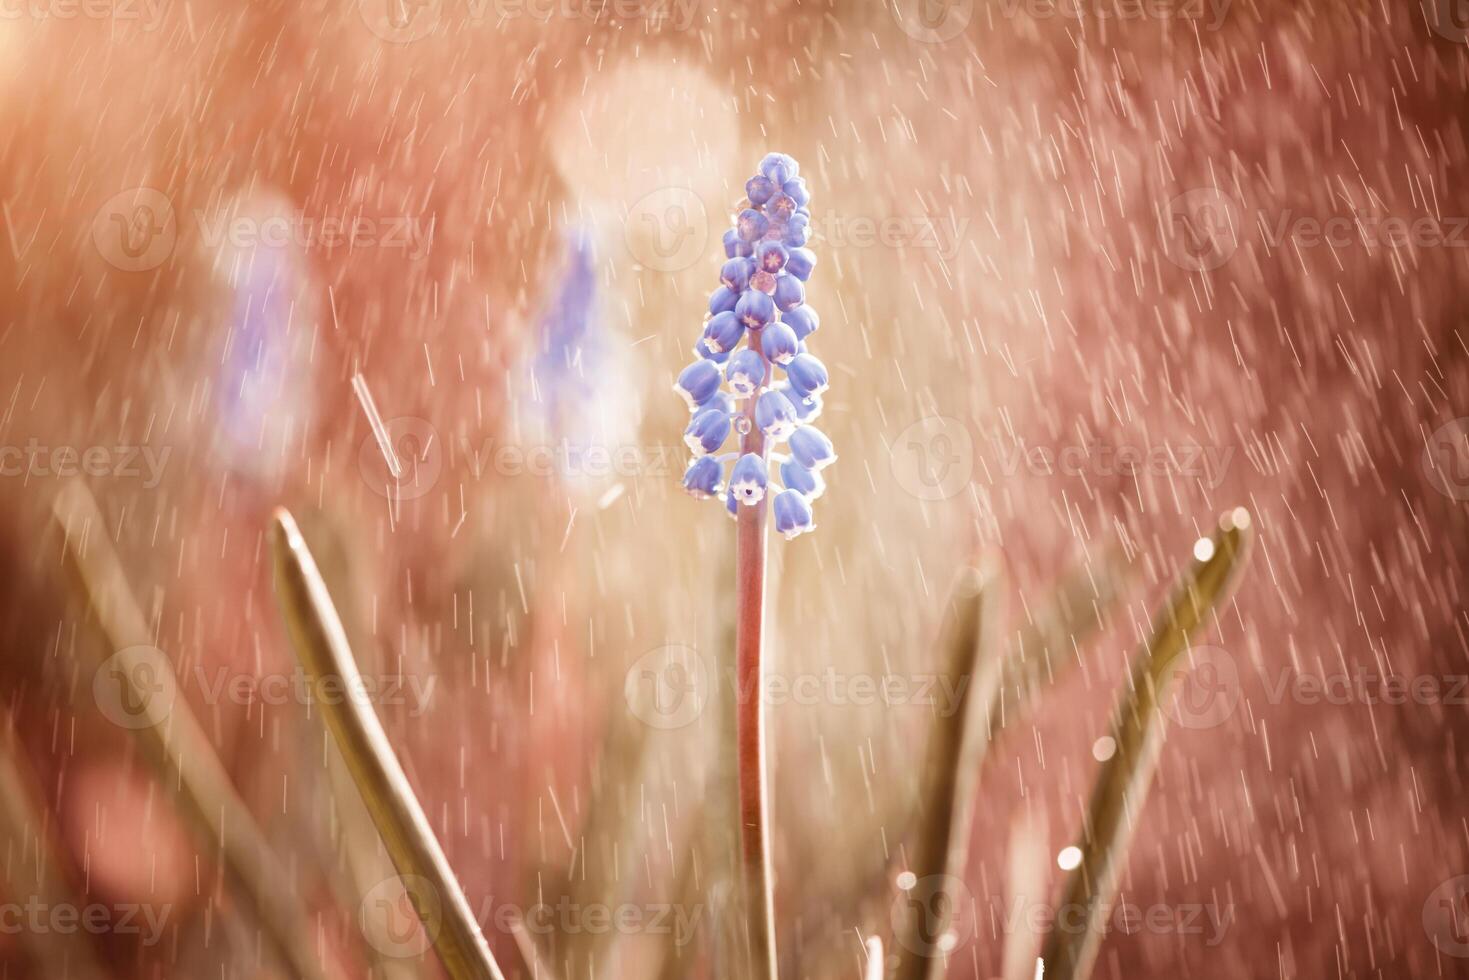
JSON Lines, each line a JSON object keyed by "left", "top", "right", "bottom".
{"left": 780, "top": 459, "right": 826, "bottom": 499}
{"left": 755, "top": 389, "right": 798, "bottom": 441}
{"left": 773, "top": 488, "right": 815, "bottom": 539}
{"left": 782, "top": 177, "right": 810, "bottom": 207}
{"left": 706, "top": 390, "right": 735, "bottom": 415}
{"left": 790, "top": 390, "right": 823, "bottom": 422}
{"left": 682, "top": 455, "right": 724, "bottom": 499}
{"left": 773, "top": 274, "right": 805, "bottom": 312}
{"left": 684, "top": 407, "right": 731, "bottom": 456}
{"left": 782, "top": 226, "right": 810, "bottom": 249}
{"left": 710, "top": 286, "right": 739, "bottom": 315}
{"left": 759, "top": 152, "right": 798, "bottom": 186}
{"left": 721, "top": 257, "right": 755, "bottom": 292}
{"left": 745, "top": 175, "right": 776, "bottom": 205}
{"left": 788, "top": 425, "right": 836, "bottom": 470}
{"left": 703, "top": 310, "right": 745, "bottom": 354}
{"left": 766, "top": 194, "right": 797, "bottom": 223}
{"left": 723, "top": 228, "right": 742, "bottom": 259}
{"left": 725, "top": 484, "right": 740, "bottom": 520}
{"left": 784, "top": 247, "right": 817, "bottom": 281}
{"left": 729, "top": 453, "right": 768, "bottom": 505}
{"left": 756, "top": 240, "right": 789, "bottom": 274}
{"left": 726, "top": 349, "right": 766, "bottom": 397}
{"left": 737, "top": 208, "right": 770, "bottom": 243}
{"left": 674, "top": 359, "right": 722, "bottom": 410}
{"left": 785, "top": 352, "right": 829, "bottom": 397}
{"left": 782, "top": 305, "right": 820, "bottom": 339}
{"left": 760, "top": 320, "right": 800, "bottom": 365}
{"left": 736, "top": 289, "right": 776, "bottom": 329}
{"left": 694, "top": 338, "right": 731, "bottom": 364}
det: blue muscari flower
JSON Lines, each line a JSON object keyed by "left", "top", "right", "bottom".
{"left": 755, "top": 389, "right": 798, "bottom": 441}
{"left": 729, "top": 453, "right": 768, "bottom": 505}
{"left": 737, "top": 208, "right": 769, "bottom": 242}
{"left": 710, "top": 286, "right": 739, "bottom": 315}
{"left": 759, "top": 153, "right": 798, "bottom": 186}
{"left": 785, "top": 352, "right": 829, "bottom": 397}
{"left": 780, "top": 458, "right": 825, "bottom": 499}
{"left": 746, "top": 175, "right": 776, "bottom": 205}
{"left": 790, "top": 390, "right": 822, "bottom": 422}
{"left": 736, "top": 289, "right": 776, "bottom": 329}
{"left": 782, "top": 177, "right": 810, "bottom": 207}
{"left": 685, "top": 407, "right": 731, "bottom": 456}
{"left": 765, "top": 194, "right": 797, "bottom": 223}
{"left": 723, "top": 228, "right": 753, "bottom": 258}
{"left": 694, "top": 338, "right": 731, "bottom": 364}
{"left": 760, "top": 321, "right": 799, "bottom": 365}
{"left": 773, "top": 274, "right": 804, "bottom": 312}
{"left": 756, "top": 241, "right": 788, "bottom": 274}
{"left": 675, "top": 359, "right": 722, "bottom": 410}
{"left": 788, "top": 425, "right": 836, "bottom": 470}
{"left": 772, "top": 489, "right": 815, "bottom": 539}
{"left": 783, "top": 211, "right": 810, "bottom": 248}
{"left": 782, "top": 305, "right": 819, "bottom": 340}
{"left": 785, "top": 247, "right": 816, "bottom": 281}
{"left": 726, "top": 349, "right": 766, "bottom": 397}
{"left": 721, "top": 257, "right": 755, "bottom": 292}
{"left": 703, "top": 310, "right": 745, "bottom": 354}
{"left": 705, "top": 390, "right": 735, "bottom": 415}
{"left": 682, "top": 456, "right": 724, "bottom": 499}
{"left": 676, "top": 153, "right": 832, "bottom": 540}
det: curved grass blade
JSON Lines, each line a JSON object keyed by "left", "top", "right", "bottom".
{"left": 51, "top": 482, "right": 330, "bottom": 980}
{"left": 991, "top": 545, "right": 1131, "bottom": 737}
{"left": 894, "top": 560, "right": 1002, "bottom": 980}
{"left": 0, "top": 725, "right": 108, "bottom": 980}
{"left": 269, "top": 507, "right": 508, "bottom": 980}
{"left": 1038, "top": 508, "right": 1254, "bottom": 980}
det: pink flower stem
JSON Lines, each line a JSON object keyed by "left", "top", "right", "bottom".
{"left": 735, "top": 326, "right": 777, "bottom": 979}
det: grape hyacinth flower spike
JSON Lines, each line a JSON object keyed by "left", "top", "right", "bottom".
{"left": 677, "top": 152, "right": 830, "bottom": 538}
{"left": 672, "top": 153, "right": 829, "bottom": 980}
